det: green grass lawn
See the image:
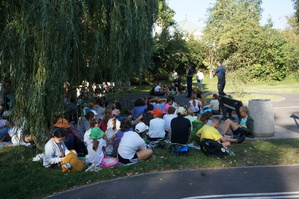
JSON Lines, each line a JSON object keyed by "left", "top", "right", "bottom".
{"left": 106, "top": 76, "right": 298, "bottom": 103}
{"left": 1, "top": 139, "right": 299, "bottom": 199}
{"left": 201, "top": 76, "right": 299, "bottom": 94}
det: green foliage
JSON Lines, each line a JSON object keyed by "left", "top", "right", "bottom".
{"left": 293, "top": 0, "right": 299, "bottom": 25}
{"left": 203, "top": 0, "right": 287, "bottom": 81}
{"left": 150, "top": 29, "right": 187, "bottom": 81}
{"left": 282, "top": 17, "right": 299, "bottom": 75}
{"left": 150, "top": 29, "right": 205, "bottom": 82}
{"left": 0, "top": 0, "right": 159, "bottom": 137}
{"left": 156, "top": 0, "right": 175, "bottom": 28}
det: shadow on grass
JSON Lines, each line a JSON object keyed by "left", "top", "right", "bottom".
{"left": 1, "top": 139, "right": 299, "bottom": 199}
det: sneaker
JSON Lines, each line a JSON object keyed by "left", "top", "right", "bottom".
{"left": 237, "top": 135, "right": 246, "bottom": 144}
{"left": 223, "top": 146, "right": 235, "bottom": 156}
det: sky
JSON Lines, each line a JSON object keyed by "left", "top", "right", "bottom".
{"left": 167, "top": 0, "right": 295, "bottom": 30}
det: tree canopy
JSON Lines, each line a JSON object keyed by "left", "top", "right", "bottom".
{"left": 0, "top": 0, "right": 159, "bottom": 136}
{"left": 202, "top": 0, "right": 287, "bottom": 81}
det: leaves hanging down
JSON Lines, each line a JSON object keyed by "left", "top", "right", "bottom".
{"left": 0, "top": 0, "right": 159, "bottom": 138}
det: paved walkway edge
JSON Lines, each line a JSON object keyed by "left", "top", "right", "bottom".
{"left": 45, "top": 164, "right": 299, "bottom": 198}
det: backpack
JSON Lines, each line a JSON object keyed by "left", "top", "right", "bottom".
{"left": 169, "top": 145, "right": 190, "bottom": 156}
{"left": 200, "top": 139, "right": 228, "bottom": 158}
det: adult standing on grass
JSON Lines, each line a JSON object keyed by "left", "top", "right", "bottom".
{"left": 171, "top": 69, "right": 178, "bottom": 80}
{"left": 186, "top": 65, "right": 194, "bottom": 98}
{"left": 196, "top": 69, "right": 204, "bottom": 90}
{"left": 213, "top": 60, "right": 227, "bottom": 96}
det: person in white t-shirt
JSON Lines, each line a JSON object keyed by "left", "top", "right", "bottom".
{"left": 210, "top": 94, "right": 220, "bottom": 115}
{"left": 187, "top": 94, "right": 201, "bottom": 115}
{"left": 106, "top": 109, "right": 121, "bottom": 132}
{"left": 118, "top": 123, "right": 153, "bottom": 164}
{"left": 163, "top": 107, "right": 177, "bottom": 137}
{"left": 171, "top": 70, "right": 178, "bottom": 80}
{"left": 86, "top": 127, "right": 106, "bottom": 166}
{"left": 153, "top": 82, "right": 166, "bottom": 96}
{"left": 196, "top": 69, "right": 204, "bottom": 89}
{"left": 148, "top": 109, "right": 166, "bottom": 140}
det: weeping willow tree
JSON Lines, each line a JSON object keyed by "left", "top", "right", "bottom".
{"left": 0, "top": 0, "right": 159, "bottom": 138}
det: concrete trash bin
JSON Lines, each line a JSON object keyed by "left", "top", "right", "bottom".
{"left": 248, "top": 99, "right": 275, "bottom": 137}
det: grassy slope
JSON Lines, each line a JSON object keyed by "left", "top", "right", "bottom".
{"left": 1, "top": 139, "right": 299, "bottom": 199}
{"left": 202, "top": 77, "right": 299, "bottom": 94}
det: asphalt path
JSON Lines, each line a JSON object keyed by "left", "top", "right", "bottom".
{"left": 270, "top": 93, "right": 299, "bottom": 133}
{"left": 47, "top": 165, "right": 299, "bottom": 199}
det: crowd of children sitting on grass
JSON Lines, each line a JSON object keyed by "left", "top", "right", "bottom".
{"left": 0, "top": 84, "right": 253, "bottom": 172}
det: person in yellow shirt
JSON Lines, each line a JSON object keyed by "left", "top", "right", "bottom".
{"left": 196, "top": 117, "right": 243, "bottom": 147}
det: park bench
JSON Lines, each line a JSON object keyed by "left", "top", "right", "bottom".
{"left": 218, "top": 95, "right": 243, "bottom": 121}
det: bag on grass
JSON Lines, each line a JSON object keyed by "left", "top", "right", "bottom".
{"left": 169, "top": 145, "right": 190, "bottom": 156}
{"left": 62, "top": 152, "right": 84, "bottom": 172}
{"left": 200, "top": 139, "right": 228, "bottom": 158}
{"left": 101, "top": 157, "right": 119, "bottom": 167}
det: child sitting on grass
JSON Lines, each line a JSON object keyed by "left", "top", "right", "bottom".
{"left": 84, "top": 118, "right": 100, "bottom": 144}
{"left": 210, "top": 94, "right": 220, "bottom": 115}
{"left": 118, "top": 122, "right": 153, "bottom": 164}
{"left": 196, "top": 117, "right": 244, "bottom": 147}
{"left": 86, "top": 127, "right": 106, "bottom": 166}
{"left": 222, "top": 106, "right": 253, "bottom": 138}
{"left": 43, "top": 128, "right": 76, "bottom": 169}
{"left": 190, "top": 112, "right": 210, "bottom": 145}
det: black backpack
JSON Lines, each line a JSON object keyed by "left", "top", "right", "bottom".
{"left": 200, "top": 139, "right": 228, "bottom": 158}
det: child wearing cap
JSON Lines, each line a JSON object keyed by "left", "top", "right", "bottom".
{"left": 84, "top": 118, "right": 100, "bottom": 144}
{"left": 86, "top": 127, "right": 106, "bottom": 166}
{"left": 118, "top": 122, "right": 153, "bottom": 164}
{"left": 170, "top": 107, "right": 191, "bottom": 144}
{"left": 147, "top": 109, "right": 166, "bottom": 140}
